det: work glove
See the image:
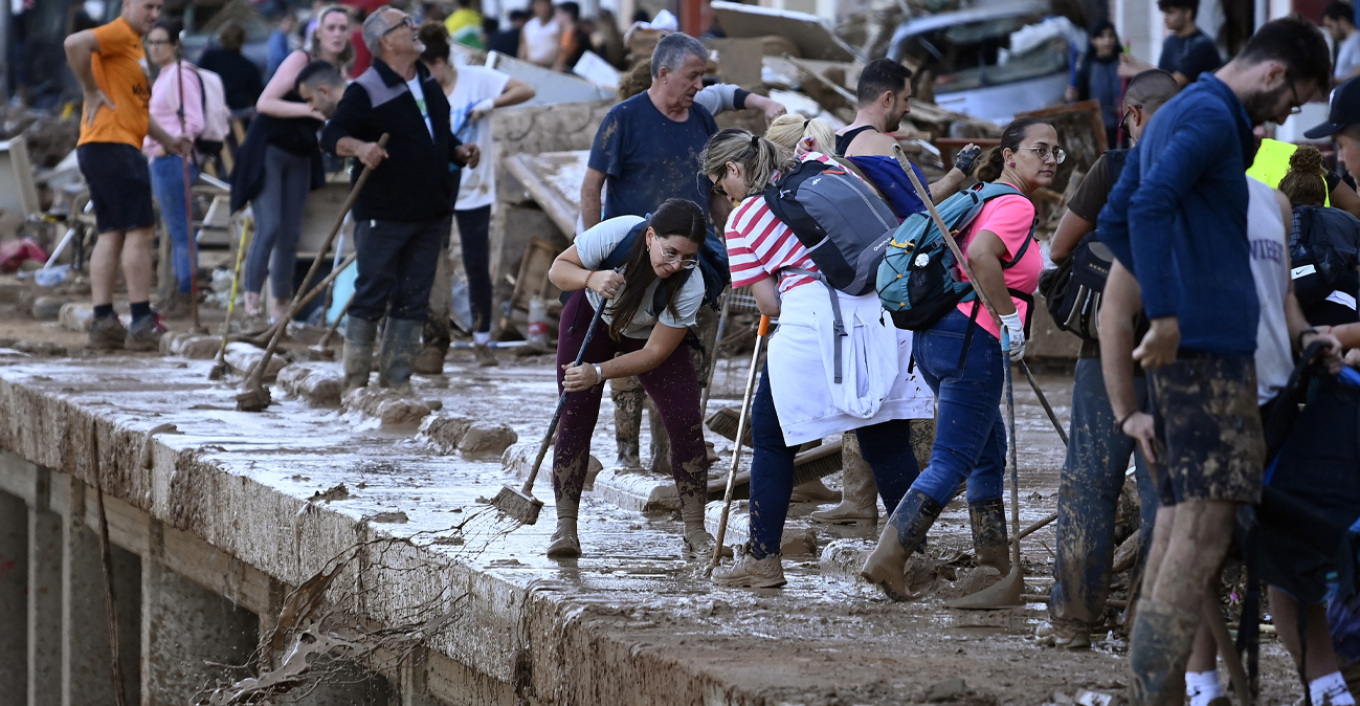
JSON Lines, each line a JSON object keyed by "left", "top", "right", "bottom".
{"left": 1000, "top": 312, "right": 1025, "bottom": 362}
{"left": 954, "top": 144, "right": 982, "bottom": 175}
{"left": 469, "top": 98, "right": 496, "bottom": 123}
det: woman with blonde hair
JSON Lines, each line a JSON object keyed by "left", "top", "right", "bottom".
{"left": 234, "top": 4, "right": 353, "bottom": 328}
{"left": 700, "top": 128, "right": 932, "bottom": 587}
{"left": 764, "top": 114, "right": 837, "bottom": 157}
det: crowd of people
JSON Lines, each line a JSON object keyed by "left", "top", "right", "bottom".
{"left": 62, "top": 0, "right": 1360, "bottom": 703}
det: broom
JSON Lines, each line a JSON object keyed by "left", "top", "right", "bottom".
{"left": 490, "top": 299, "right": 608, "bottom": 525}
{"left": 209, "top": 211, "right": 252, "bottom": 380}
{"left": 708, "top": 314, "right": 771, "bottom": 575}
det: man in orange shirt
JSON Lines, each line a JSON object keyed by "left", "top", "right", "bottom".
{"left": 64, "top": 0, "right": 191, "bottom": 351}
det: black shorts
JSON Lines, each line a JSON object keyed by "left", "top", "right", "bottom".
{"left": 1151, "top": 353, "right": 1266, "bottom": 506}
{"left": 77, "top": 142, "right": 154, "bottom": 234}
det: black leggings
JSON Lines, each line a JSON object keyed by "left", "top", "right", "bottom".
{"left": 456, "top": 206, "right": 493, "bottom": 333}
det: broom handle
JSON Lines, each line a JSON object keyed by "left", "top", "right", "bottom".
{"left": 522, "top": 295, "right": 608, "bottom": 495}
{"left": 708, "top": 315, "right": 771, "bottom": 575}
{"left": 1020, "top": 360, "right": 1069, "bottom": 445}
{"left": 698, "top": 290, "right": 733, "bottom": 418}
{"left": 213, "top": 213, "right": 252, "bottom": 371}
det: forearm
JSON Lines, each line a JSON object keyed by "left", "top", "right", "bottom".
{"left": 1284, "top": 291, "right": 1313, "bottom": 352}
{"left": 146, "top": 117, "right": 175, "bottom": 148}
{"left": 548, "top": 259, "right": 592, "bottom": 292}
{"left": 928, "top": 168, "right": 967, "bottom": 204}
{"left": 969, "top": 256, "right": 1016, "bottom": 319}
{"left": 598, "top": 346, "right": 668, "bottom": 380}
{"left": 334, "top": 137, "right": 366, "bottom": 159}
{"left": 64, "top": 35, "right": 97, "bottom": 93}
{"left": 256, "top": 97, "right": 315, "bottom": 119}
{"left": 1050, "top": 211, "right": 1095, "bottom": 263}
{"left": 580, "top": 177, "right": 604, "bottom": 230}
{"left": 1101, "top": 325, "right": 1140, "bottom": 419}
{"left": 495, "top": 83, "right": 534, "bottom": 108}
{"left": 751, "top": 275, "right": 780, "bottom": 317}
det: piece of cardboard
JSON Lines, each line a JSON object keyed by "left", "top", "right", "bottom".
{"left": 706, "top": 38, "right": 764, "bottom": 89}
{"left": 484, "top": 51, "right": 614, "bottom": 107}
{"left": 710, "top": 1, "right": 860, "bottom": 63}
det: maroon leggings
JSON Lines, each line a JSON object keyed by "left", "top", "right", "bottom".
{"left": 552, "top": 291, "right": 708, "bottom": 507}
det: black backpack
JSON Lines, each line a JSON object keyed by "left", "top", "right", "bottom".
{"left": 1289, "top": 205, "right": 1360, "bottom": 311}
{"left": 1039, "top": 150, "right": 1128, "bottom": 342}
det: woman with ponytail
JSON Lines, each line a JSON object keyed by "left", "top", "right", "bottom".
{"left": 699, "top": 128, "right": 932, "bottom": 588}
{"left": 861, "top": 117, "right": 1057, "bottom": 601}
{"left": 1278, "top": 145, "right": 1360, "bottom": 326}
{"left": 545, "top": 198, "right": 713, "bottom": 559}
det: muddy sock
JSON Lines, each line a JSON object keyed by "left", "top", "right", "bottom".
{"left": 1185, "top": 670, "right": 1222, "bottom": 706}
{"left": 473, "top": 331, "right": 491, "bottom": 346}
{"left": 129, "top": 301, "right": 152, "bottom": 322}
{"left": 1311, "top": 672, "right": 1354, "bottom": 706}
{"left": 679, "top": 496, "right": 707, "bottom": 535}
{"left": 93, "top": 304, "right": 116, "bottom": 320}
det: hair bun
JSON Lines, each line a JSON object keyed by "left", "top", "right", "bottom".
{"left": 1289, "top": 145, "right": 1323, "bottom": 175}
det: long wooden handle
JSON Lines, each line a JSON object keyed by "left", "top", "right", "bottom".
{"left": 522, "top": 299, "right": 608, "bottom": 495}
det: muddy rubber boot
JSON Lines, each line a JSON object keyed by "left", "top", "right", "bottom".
{"left": 811, "top": 433, "right": 877, "bottom": 525}
{"left": 547, "top": 499, "right": 581, "bottom": 559}
{"left": 860, "top": 489, "right": 943, "bottom": 601}
{"left": 343, "top": 317, "right": 378, "bottom": 391}
{"left": 610, "top": 378, "right": 644, "bottom": 470}
{"left": 378, "top": 318, "right": 421, "bottom": 393}
{"left": 969, "top": 498, "right": 1011, "bottom": 575}
{"left": 412, "top": 346, "right": 446, "bottom": 375}
{"left": 1127, "top": 599, "right": 1199, "bottom": 706}
{"left": 680, "top": 495, "right": 716, "bottom": 559}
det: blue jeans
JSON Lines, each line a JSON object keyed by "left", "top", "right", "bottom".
{"left": 1049, "top": 357, "right": 1159, "bottom": 627}
{"left": 150, "top": 154, "right": 199, "bottom": 293}
{"left": 907, "top": 308, "right": 1006, "bottom": 507}
{"left": 748, "top": 366, "right": 920, "bottom": 558}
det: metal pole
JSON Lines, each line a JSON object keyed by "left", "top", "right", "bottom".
{"left": 0, "top": 0, "right": 12, "bottom": 104}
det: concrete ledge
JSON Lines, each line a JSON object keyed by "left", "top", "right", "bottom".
{"left": 592, "top": 467, "right": 680, "bottom": 514}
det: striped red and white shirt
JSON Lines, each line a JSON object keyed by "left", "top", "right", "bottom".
{"left": 725, "top": 152, "right": 839, "bottom": 295}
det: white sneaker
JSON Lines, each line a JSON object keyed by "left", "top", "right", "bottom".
{"left": 711, "top": 544, "right": 787, "bottom": 588}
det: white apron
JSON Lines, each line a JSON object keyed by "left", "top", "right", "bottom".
{"left": 765, "top": 285, "right": 934, "bottom": 446}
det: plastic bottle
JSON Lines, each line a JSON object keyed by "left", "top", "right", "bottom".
{"left": 527, "top": 297, "right": 549, "bottom": 348}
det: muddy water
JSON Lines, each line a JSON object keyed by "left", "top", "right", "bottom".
{"left": 0, "top": 350, "right": 1308, "bottom": 705}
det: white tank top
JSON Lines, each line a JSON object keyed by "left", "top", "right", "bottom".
{"left": 1246, "top": 176, "right": 1291, "bottom": 405}
{"left": 520, "top": 17, "right": 560, "bottom": 66}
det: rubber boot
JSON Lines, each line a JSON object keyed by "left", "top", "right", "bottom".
{"left": 611, "top": 377, "right": 643, "bottom": 470}
{"left": 1127, "top": 599, "right": 1199, "bottom": 706}
{"left": 378, "top": 317, "right": 421, "bottom": 393}
{"left": 547, "top": 498, "right": 581, "bottom": 558}
{"left": 860, "top": 489, "right": 943, "bottom": 601}
{"left": 969, "top": 498, "right": 1011, "bottom": 574}
{"left": 343, "top": 316, "right": 378, "bottom": 391}
{"left": 811, "top": 432, "right": 878, "bottom": 525}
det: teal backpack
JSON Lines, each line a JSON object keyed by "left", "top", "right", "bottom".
{"left": 877, "top": 182, "right": 1034, "bottom": 331}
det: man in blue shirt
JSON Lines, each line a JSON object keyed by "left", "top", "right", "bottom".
{"left": 1097, "top": 17, "right": 1331, "bottom": 704}
{"left": 1119, "top": 0, "right": 1222, "bottom": 89}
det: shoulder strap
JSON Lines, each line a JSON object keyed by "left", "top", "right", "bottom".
{"left": 967, "top": 182, "right": 1035, "bottom": 268}
{"left": 601, "top": 219, "right": 648, "bottom": 271}
{"left": 834, "top": 125, "right": 878, "bottom": 157}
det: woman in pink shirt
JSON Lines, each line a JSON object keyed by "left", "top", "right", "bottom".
{"left": 144, "top": 19, "right": 205, "bottom": 318}
{"left": 861, "top": 117, "right": 1057, "bottom": 600}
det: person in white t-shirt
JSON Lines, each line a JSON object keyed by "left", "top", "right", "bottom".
{"left": 518, "top": 0, "right": 560, "bottom": 67}
{"left": 1324, "top": 2, "right": 1360, "bottom": 83}
{"left": 417, "top": 24, "right": 535, "bottom": 371}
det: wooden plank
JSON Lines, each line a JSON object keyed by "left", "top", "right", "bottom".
{"left": 509, "top": 237, "right": 562, "bottom": 313}
{"left": 502, "top": 152, "right": 586, "bottom": 239}
{"left": 8, "top": 135, "right": 43, "bottom": 218}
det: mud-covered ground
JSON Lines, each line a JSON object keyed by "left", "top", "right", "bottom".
{"left": 0, "top": 272, "right": 1312, "bottom": 705}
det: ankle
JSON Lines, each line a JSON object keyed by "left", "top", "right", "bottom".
{"left": 93, "top": 303, "right": 116, "bottom": 320}
{"left": 129, "top": 301, "right": 151, "bottom": 320}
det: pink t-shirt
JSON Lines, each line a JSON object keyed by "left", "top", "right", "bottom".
{"left": 953, "top": 191, "right": 1041, "bottom": 340}
{"left": 143, "top": 62, "right": 205, "bottom": 156}
{"left": 726, "top": 152, "right": 835, "bottom": 294}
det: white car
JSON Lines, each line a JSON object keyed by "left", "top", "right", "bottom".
{"left": 888, "top": 1, "right": 1072, "bottom": 124}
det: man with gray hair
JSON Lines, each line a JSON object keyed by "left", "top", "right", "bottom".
{"left": 580, "top": 31, "right": 785, "bottom": 474}
{"left": 320, "top": 6, "right": 479, "bottom": 393}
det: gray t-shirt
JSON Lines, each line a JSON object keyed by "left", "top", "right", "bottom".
{"left": 1246, "top": 177, "right": 1291, "bottom": 405}
{"left": 577, "top": 215, "right": 704, "bottom": 339}
{"left": 1338, "top": 32, "right": 1360, "bottom": 80}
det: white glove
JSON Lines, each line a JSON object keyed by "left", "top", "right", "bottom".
{"left": 999, "top": 312, "right": 1025, "bottom": 361}
{"left": 469, "top": 98, "right": 496, "bottom": 123}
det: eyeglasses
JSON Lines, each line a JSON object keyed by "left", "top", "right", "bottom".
{"left": 659, "top": 245, "right": 699, "bottom": 269}
{"left": 383, "top": 15, "right": 416, "bottom": 35}
{"left": 144, "top": 39, "right": 172, "bottom": 46}
{"left": 1024, "top": 146, "right": 1066, "bottom": 164}
{"left": 1287, "top": 81, "right": 1304, "bottom": 115}
{"left": 1119, "top": 104, "right": 1142, "bottom": 135}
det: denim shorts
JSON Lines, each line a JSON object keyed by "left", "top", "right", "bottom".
{"left": 1150, "top": 353, "right": 1266, "bottom": 505}
{"left": 77, "top": 143, "right": 154, "bottom": 233}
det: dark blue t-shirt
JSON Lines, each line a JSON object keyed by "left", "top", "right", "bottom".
{"left": 1158, "top": 29, "right": 1222, "bottom": 83}
{"left": 588, "top": 92, "right": 718, "bottom": 222}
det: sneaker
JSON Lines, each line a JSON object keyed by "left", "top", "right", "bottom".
{"left": 412, "top": 346, "right": 446, "bottom": 375}
{"left": 1034, "top": 619, "right": 1092, "bottom": 649}
{"left": 473, "top": 344, "right": 499, "bottom": 367}
{"left": 125, "top": 313, "right": 167, "bottom": 352}
{"left": 711, "top": 544, "right": 787, "bottom": 588}
{"left": 87, "top": 316, "right": 128, "bottom": 350}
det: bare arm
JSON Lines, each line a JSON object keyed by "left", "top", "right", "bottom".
{"left": 496, "top": 78, "right": 535, "bottom": 107}
{"left": 580, "top": 167, "right": 606, "bottom": 230}
{"left": 928, "top": 168, "right": 969, "bottom": 204}
{"left": 749, "top": 275, "right": 780, "bottom": 318}
{"left": 547, "top": 243, "right": 625, "bottom": 295}
{"left": 65, "top": 30, "right": 113, "bottom": 126}
{"left": 1050, "top": 211, "right": 1096, "bottom": 264}
{"left": 256, "top": 51, "right": 324, "bottom": 120}
{"left": 1098, "top": 261, "right": 1157, "bottom": 463}
{"left": 335, "top": 137, "right": 387, "bottom": 169}
{"left": 146, "top": 116, "right": 191, "bottom": 156}
{"left": 1331, "top": 179, "right": 1360, "bottom": 220}
{"left": 964, "top": 230, "right": 1018, "bottom": 321}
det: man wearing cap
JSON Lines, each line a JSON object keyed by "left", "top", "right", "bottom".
{"left": 319, "top": 7, "right": 478, "bottom": 393}
{"left": 1306, "top": 77, "right": 1360, "bottom": 194}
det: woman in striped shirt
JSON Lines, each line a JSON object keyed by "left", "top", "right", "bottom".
{"left": 699, "top": 129, "right": 933, "bottom": 588}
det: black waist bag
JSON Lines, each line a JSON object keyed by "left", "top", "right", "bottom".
{"left": 1040, "top": 236, "right": 1115, "bottom": 342}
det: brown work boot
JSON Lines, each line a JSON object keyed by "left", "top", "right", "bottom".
{"left": 546, "top": 516, "right": 581, "bottom": 558}
{"left": 861, "top": 489, "right": 943, "bottom": 601}
{"left": 87, "top": 316, "right": 128, "bottom": 351}
{"left": 711, "top": 544, "right": 787, "bottom": 588}
{"left": 125, "top": 313, "right": 167, "bottom": 352}
{"left": 472, "top": 343, "right": 498, "bottom": 367}
{"left": 790, "top": 475, "right": 841, "bottom": 504}
{"left": 812, "top": 432, "right": 877, "bottom": 525}
{"left": 1035, "top": 619, "right": 1092, "bottom": 649}
{"left": 412, "top": 346, "right": 445, "bottom": 375}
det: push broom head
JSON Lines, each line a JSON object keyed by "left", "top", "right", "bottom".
{"left": 491, "top": 484, "right": 544, "bottom": 525}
